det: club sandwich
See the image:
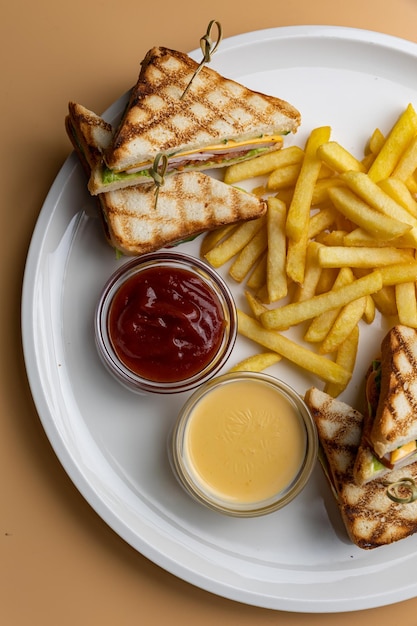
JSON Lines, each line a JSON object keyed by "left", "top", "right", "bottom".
{"left": 305, "top": 386, "right": 417, "bottom": 550}
{"left": 85, "top": 46, "right": 300, "bottom": 194}
{"left": 353, "top": 325, "right": 417, "bottom": 486}
{"left": 65, "top": 102, "right": 267, "bottom": 256}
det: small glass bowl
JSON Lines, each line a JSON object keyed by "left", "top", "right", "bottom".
{"left": 169, "top": 372, "right": 318, "bottom": 517}
{"left": 95, "top": 251, "right": 237, "bottom": 394}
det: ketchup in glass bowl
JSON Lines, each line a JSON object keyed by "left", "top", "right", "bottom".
{"left": 95, "top": 251, "right": 237, "bottom": 394}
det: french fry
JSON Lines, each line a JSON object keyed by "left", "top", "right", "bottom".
{"left": 395, "top": 282, "right": 417, "bottom": 327}
{"left": 229, "top": 224, "right": 268, "bottom": 282}
{"left": 237, "top": 310, "right": 351, "bottom": 386}
{"left": 371, "top": 285, "right": 398, "bottom": 317}
{"left": 204, "top": 216, "right": 265, "bottom": 267}
{"left": 367, "top": 103, "right": 417, "bottom": 182}
{"left": 368, "top": 128, "right": 385, "bottom": 155}
{"left": 260, "top": 270, "right": 383, "bottom": 330}
{"left": 324, "top": 325, "right": 359, "bottom": 397}
{"left": 379, "top": 261, "right": 417, "bottom": 285}
{"left": 229, "top": 352, "right": 282, "bottom": 372}
{"left": 316, "top": 230, "right": 348, "bottom": 247}
{"left": 308, "top": 207, "right": 337, "bottom": 238}
{"left": 267, "top": 163, "right": 302, "bottom": 190}
{"left": 244, "top": 289, "right": 268, "bottom": 318}
{"left": 327, "top": 186, "right": 411, "bottom": 240}
{"left": 304, "top": 267, "right": 354, "bottom": 343}
{"left": 286, "top": 226, "right": 309, "bottom": 285}
{"left": 286, "top": 126, "right": 331, "bottom": 242}
{"left": 378, "top": 177, "right": 417, "bottom": 218}
{"left": 311, "top": 178, "right": 346, "bottom": 205}
{"left": 266, "top": 197, "right": 287, "bottom": 302}
{"left": 319, "top": 296, "right": 367, "bottom": 354}
{"left": 315, "top": 267, "right": 338, "bottom": 295}
{"left": 200, "top": 224, "right": 237, "bottom": 256}
{"left": 317, "top": 245, "right": 413, "bottom": 268}
{"left": 293, "top": 242, "right": 323, "bottom": 302}
{"left": 317, "top": 141, "right": 366, "bottom": 173}
{"left": 405, "top": 172, "right": 417, "bottom": 195}
{"left": 341, "top": 171, "right": 417, "bottom": 245}
{"left": 275, "top": 187, "right": 295, "bottom": 205}
{"left": 363, "top": 294, "right": 376, "bottom": 324}
{"left": 223, "top": 144, "right": 303, "bottom": 184}
{"left": 393, "top": 134, "right": 417, "bottom": 180}
{"left": 246, "top": 253, "right": 267, "bottom": 290}
{"left": 343, "top": 227, "right": 412, "bottom": 248}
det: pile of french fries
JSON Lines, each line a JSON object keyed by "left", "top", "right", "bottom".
{"left": 200, "top": 103, "right": 417, "bottom": 397}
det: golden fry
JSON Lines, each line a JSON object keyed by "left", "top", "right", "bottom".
{"left": 265, "top": 197, "right": 287, "bottom": 302}
{"left": 317, "top": 245, "right": 413, "bottom": 268}
{"left": 311, "top": 178, "right": 346, "bottom": 205}
{"left": 260, "top": 271, "right": 383, "bottom": 330}
{"left": 229, "top": 352, "right": 282, "bottom": 372}
{"left": 378, "top": 177, "right": 417, "bottom": 218}
{"left": 229, "top": 225, "right": 268, "bottom": 282}
{"left": 343, "top": 228, "right": 412, "bottom": 248}
{"left": 328, "top": 186, "right": 411, "bottom": 240}
{"left": 379, "top": 261, "right": 417, "bottom": 285}
{"left": 319, "top": 296, "right": 367, "bottom": 354}
{"left": 286, "top": 126, "right": 331, "bottom": 242}
{"left": 286, "top": 227, "right": 309, "bottom": 285}
{"left": 223, "top": 144, "right": 303, "bottom": 184}
{"left": 363, "top": 295, "right": 376, "bottom": 324}
{"left": 324, "top": 325, "right": 359, "bottom": 397}
{"left": 293, "top": 242, "right": 323, "bottom": 302}
{"left": 244, "top": 289, "right": 268, "bottom": 318}
{"left": 341, "top": 171, "right": 417, "bottom": 245}
{"left": 367, "top": 103, "right": 417, "bottom": 182}
{"left": 371, "top": 286, "right": 398, "bottom": 317}
{"left": 393, "top": 134, "right": 417, "bottom": 181}
{"left": 395, "top": 282, "right": 417, "bottom": 327}
{"left": 368, "top": 128, "right": 385, "bottom": 155}
{"left": 317, "top": 141, "right": 366, "bottom": 173}
{"left": 200, "top": 224, "right": 237, "bottom": 256}
{"left": 204, "top": 216, "right": 265, "bottom": 267}
{"left": 304, "top": 267, "right": 354, "bottom": 342}
{"left": 267, "top": 163, "right": 302, "bottom": 190}
{"left": 246, "top": 253, "right": 267, "bottom": 290}
{"left": 237, "top": 310, "right": 351, "bottom": 385}
{"left": 308, "top": 207, "right": 337, "bottom": 238}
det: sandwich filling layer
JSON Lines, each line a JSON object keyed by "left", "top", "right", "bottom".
{"left": 102, "top": 135, "right": 284, "bottom": 182}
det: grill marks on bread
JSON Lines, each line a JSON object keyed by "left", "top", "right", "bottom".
{"left": 372, "top": 325, "right": 417, "bottom": 456}
{"left": 305, "top": 387, "right": 417, "bottom": 549}
{"left": 104, "top": 171, "right": 266, "bottom": 255}
{"left": 106, "top": 46, "right": 301, "bottom": 170}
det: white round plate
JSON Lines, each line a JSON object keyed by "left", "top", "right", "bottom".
{"left": 22, "top": 25, "right": 417, "bottom": 613}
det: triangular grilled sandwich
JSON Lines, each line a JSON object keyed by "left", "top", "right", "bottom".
{"left": 305, "top": 386, "right": 417, "bottom": 550}
{"left": 353, "top": 325, "right": 417, "bottom": 485}
{"left": 65, "top": 102, "right": 267, "bottom": 256}
{"left": 93, "top": 46, "right": 301, "bottom": 194}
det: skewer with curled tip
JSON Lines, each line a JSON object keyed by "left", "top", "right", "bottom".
{"left": 180, "top": 19, "right": 223, "bottom": 100}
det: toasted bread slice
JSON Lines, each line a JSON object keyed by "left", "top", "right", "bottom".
{"left": 66, "top": 102, "right": 267, "bottom": 256}
{"left": 305, "top": 386, "right": 417, "bottom": 549}
{"left": 371, "top": 325, "right": 417, "bottom": 459}
{"left": 103, "top": 46, "right": 300, "bottom": 187}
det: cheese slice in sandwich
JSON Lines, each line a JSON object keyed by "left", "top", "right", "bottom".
{"left": 353, "top": 325, "right": 417, "bottom": 486}
{"left": 305, "top": 386, "right": 417, "bottom": 550}
{"left": 65, "top": 102, "right": 267, "bottom": 256}
{"left": 94, "top": 46, "right": 301, "bottom": 194}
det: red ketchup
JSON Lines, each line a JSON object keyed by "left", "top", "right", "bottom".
{"left": 108, "top": 266, "right": 225, "bottom": 383}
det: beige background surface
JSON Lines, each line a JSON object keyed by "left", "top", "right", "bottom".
{"left": 3, "top": 0, "right": 417, "bottom": 624}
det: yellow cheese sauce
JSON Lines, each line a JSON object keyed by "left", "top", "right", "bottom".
{"left": 183, "top": 379, "right": 307, "bottom": 504}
